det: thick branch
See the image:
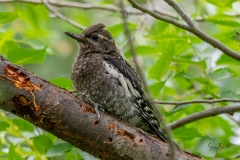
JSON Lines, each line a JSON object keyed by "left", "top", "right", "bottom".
{"left": 0, "top": 56, "right": 202, "bottom": 160}
{"left": 167, "top": 104, "right": 240, "bottom": 130}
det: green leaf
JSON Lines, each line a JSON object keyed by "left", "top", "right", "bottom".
{"left": 209, "top": 68, "right": 232, "bottom": 81}
{"left": 1, "top": 41, "right": 20, "bottom": 55}
{"left": 46, "top": 143, "right": 73, "bottom": 157}
{"left": 0, "top": 121, "right": 9, "bottom": 131}
{"left": 217, "top": 54, "right": 240, "bottom": 73}
{"left": 205, "top": 15, "right": 240, "bottom": 27}
{"left": 135, "top": 45, "right": 159, "bottom": 55}
{"left": 107, "top": 23, "right": 136, "bottom": 37}
{"left": 33, "top": 135, "right": 53, "bottom": 154}
{"left": 147, "top": 34, "right": 187, "bottom": 42}
{"left": 148, "top": 57, "right": 170, "bottom": 80}
{"left": 49, "top": 77, "right": 73, "bottom": 90}
{"left": 125, "top": 45, "right": 159, "bottom": 58}
{"left": 7, "top": 47, "right": 47, "bottom": 64}
{"left": 12, "top": 118, "right": 34, "bottom": 132}
{"left": 8, "top": 144, "right": 24, "bottom": 160}
{"left": 173, "top": 127, "right": 202, "bottom": 140}
{"left": 0, "top": 11, "right": 18, "bottom": 24}
{"left": 149, "top": 81, "right": 165, "bottom": 98}
{"left": 65, "top": 152, "right": 83, "bottom": 160}
{"left": 220, "top": 90, "right": 239, "bottom": 98}
{"left": 206, "top": 0, "right": 234, "bottom": 7}
{"left": 17, "top": 4, "right": 49, "bottom": 30}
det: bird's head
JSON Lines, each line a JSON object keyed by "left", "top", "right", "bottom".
{"left": 65, "top": 23, "right": 117, "bottom": 54}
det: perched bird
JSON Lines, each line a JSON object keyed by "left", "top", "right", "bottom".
{"left": 65, "top": 23, "right": 175, "bottom": 145}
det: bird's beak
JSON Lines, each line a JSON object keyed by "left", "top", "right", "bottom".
{"left": 65, "top": 32, "right": 86, "bottom": 42}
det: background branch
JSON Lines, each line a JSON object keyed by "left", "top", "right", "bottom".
{"left": 127, "top": 0, "right": 240, "bottom": 61}
{"left": 153, "top": 99, "right": 240, "bottom": 106}
{"left": 167, "top": 104, "right": 240, "bottom": 130}
{"left": 42, "top": 0, "right": 85, "bottom": 30}
{"left": 119, "top": 2, "right": 176, "bottom": 159}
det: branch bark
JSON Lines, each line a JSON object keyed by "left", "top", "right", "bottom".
{"left": 0, "top": 56, "right": 202, "bottom": 160}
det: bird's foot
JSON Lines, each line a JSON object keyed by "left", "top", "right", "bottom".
{"left": 76, "top": 92, "right": 101, "bottom": 123}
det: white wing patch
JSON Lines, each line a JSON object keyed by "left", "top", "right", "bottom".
{"left": 104, "top": 61, "right": 140, "bottom": 98}
{"left": 104, "top": 61, "right": 130, "bottom": 97}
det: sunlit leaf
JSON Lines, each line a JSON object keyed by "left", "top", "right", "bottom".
{"left": 7, "top": 47, "right": 47, "bottom": 64}
{"left": 205, "top": 15, "right": 240, "bottom": 27}
{"left": 46, "top": 143, "right": 73, "bottom": 157}
{"left": 0, "top": 10, "right": 18, "bottom": 24}
{"left": 33, "top": 135, "right": 53, "bottom": 154}
{"left": 1, "top": 41, "right": 20, "bottom": 55}
{"left": 173, "top": 126, "right": 202, "bottom": 140}
{"left": 11, "top": 118, "right": 34, "bottom": 132}
{"left": 49, "top": 77, "right": 73, "bottom": 90}
{"left": 209, "top": 68, "right": 232, "bottom": 81}
{"left": 107, "top": 23, "right": 136, "bottom": 37}
{"left": 8, "top": 144, "right": 23, "bottom": 160}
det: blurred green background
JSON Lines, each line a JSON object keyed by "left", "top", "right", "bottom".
{"left": 1, "top": 0, "right": 240, "bottom": 159}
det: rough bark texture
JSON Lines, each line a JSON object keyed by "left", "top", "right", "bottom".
{"left": 0, "top": 56, "right": 202, "bottom": 160}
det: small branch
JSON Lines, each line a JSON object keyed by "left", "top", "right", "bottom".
{"left": 41, "top": 0, "right": 85, "bottom": 30}
{"left": 119, "top": 1, "right": 176, "bottom": 159}
{"left": 164, "top": 0, "right": 194, "bottom": 27}
{"left": 153, "top": 99, "right": 240, "bottom": 105}
{"left": 127, "top": 0, "right": 240, "bottom": 61}
{"left": 236, "top": 30, "right": 240, "bottom": 46}
{"left": 167, "top": 104, "right": 240, "bottom": 130}
{"left": 1, "top": 0, "right": 239, "bottom": 22}
{"left": 0, "top": 0, "right": 143, "bottom": 14}
{"left": 119, "top": 1, "right": 150, "bottom": 97}
{"left": 127, "top": 0, "right": 190, "bottom": 30}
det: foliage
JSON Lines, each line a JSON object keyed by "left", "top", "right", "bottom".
{"left": 0, "top": 0, "right": 240, "bottom": 159}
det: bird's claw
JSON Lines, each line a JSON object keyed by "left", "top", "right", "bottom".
{"left": 76, "top": 92, "right": 101, "bottom": 123}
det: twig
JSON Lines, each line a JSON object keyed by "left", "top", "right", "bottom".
{"left": 127, "top": 0, "right": 240, "bottom": 61}
{"left": 167, "top": 104, "right": 240, "bottom": 130}
{"left": 1, "top": 0, "right": 240, "bottom": 23}
{"left": 153, "top": 99, "right": 240, "bottom": 105}
{"left": 119, "top": 1, "right": 150, "bottom": 97}
{"left": 119, "top": 1, "right": 176, "bottom": 159}
{"left": 236, "top": 30, "right": 240, "bottom": 46}
{"left": 0, "top": 0, "right": 143, "bottom": 14}
{"left": 164, "top": 0, "right": 194, "bottom": 27}
{"left": 41, "top": 0, "right": 85, "bottom": 30}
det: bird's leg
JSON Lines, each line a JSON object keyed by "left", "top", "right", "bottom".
{"left": 69, "top": 85, "right": 78, "bottom": 94}
{"left": 76, "top": 92, "right": 102, "bottom": 123}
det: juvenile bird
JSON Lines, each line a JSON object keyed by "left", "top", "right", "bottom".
{"left": 65, "top": 23, "right": 175, "bottom": 145}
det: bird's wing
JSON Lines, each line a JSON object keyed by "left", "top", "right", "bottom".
{"left": 104, "top": 56, "right": 169, "bottom": 143}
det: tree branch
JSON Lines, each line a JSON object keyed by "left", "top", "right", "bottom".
{"left": 119, "top": 2, "right": 176, "bottom": 159}
{"left": 127, "top": 0, "right": 240, "bottom": 61}
{"left": 153, "top": 99, "right": 240, "bottom": 106}
{"left": 0, "top": 57, "right": 202, "bottom": 160}
{"left": 41, "top": 0, "right": 85, "bottom": 30}
{"left": 167, "top": 104, "right": 240, "bottom": 130}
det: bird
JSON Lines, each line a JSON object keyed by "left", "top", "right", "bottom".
{"left": 65, "top": 23, "right": 176, "bottom": 146}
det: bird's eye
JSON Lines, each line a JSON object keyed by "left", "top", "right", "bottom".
{"left": 91, "top": 34, "right": 98, "bottom": 40}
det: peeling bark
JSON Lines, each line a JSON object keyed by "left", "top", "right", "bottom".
{"left": 0, "top": 56, "right": 202, "bottom": 160}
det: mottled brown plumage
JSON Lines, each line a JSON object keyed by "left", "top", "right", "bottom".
{"left": 65, "top": 23, "right": 176, "bottom": 145}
